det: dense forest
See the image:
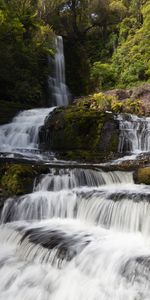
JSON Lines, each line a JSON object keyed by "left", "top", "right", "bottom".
{"left": 0, "top": 0, "right": 150, "bottom": 105}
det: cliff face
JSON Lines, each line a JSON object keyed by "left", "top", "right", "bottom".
{"left": 39, "top": 103, "right": 119, "bottom": 162}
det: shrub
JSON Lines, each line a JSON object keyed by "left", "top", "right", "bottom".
{"left": 91, "top": 93, "right": 114, "bottom": 111}
{"left": 91, "top": 62, "right": 116, "bottom": 90}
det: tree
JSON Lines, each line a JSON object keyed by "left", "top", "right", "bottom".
{"left": 0, "top": 0, "right": 54, "bottom": 105}
{"left": 112, "top": 0, "right": 150, "bottom": 87}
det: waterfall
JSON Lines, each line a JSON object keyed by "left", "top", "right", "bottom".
{"left": 118, "top": 114, "right": 150, "bottom": 153}
{"left": 0, "top": 42, "right": 150, "bottom": 298}
{"left": 0, "top": 36, "right": 69, "bottom": 158}
{"left": 34, "top": 168, "right": 133, "bottom": 191}
{"left": 2, "top": 167, "right": 150, "bottom": 235}
{"left": 48, "top": 36, "right": 70, "bottom": 106}
{"left": 0, "top": 107, "right": 55, "bottom": 156}
{"left": 1, "top": 163, "right": 150, "bottom": 299}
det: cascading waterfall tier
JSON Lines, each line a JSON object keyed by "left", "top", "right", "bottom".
{"left": 34, "top": 168, "right": 133, "bottom": 191}
{"left": 48, "top": 36, "right": 70, "bottom": 106}
{"left": 1, "top": 163, "right": 150, "bottom": 299}
{"left": 2, "top": 167, "right": 150, "bottom": 235}
{"left": 0, "top": 107, "right": 55, "bottom": 157}
{"left": 118, "top": 114, "right": 150, "bottom": 153}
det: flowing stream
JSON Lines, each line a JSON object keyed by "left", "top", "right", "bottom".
{"left": 0, "top": 37, "right": 150, "bottom": 300}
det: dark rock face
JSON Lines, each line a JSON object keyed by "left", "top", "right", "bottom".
{"left": 39, "top": 106, "right": 119, "bottom": 162}
{"left": 97, "top": 118, "right": 119, "bottom": 153}
{"left": 104, "top": 89, "right": 130, "bottom": 100}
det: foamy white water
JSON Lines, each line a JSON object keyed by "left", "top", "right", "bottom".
{"left": 118, "top": 114, "right": 150, "bottom": 153}
{"left": 0, "top": 219, "right": 150, "bottom": 300}
{"left": 35, "top": 168, "right": 133, "bottom": 191}
{"left": 1, "top": 168, "right": 150, "bottom": 235}
{"left": 0, "top": 107, "right": 55, "bottom": 155}
{"left": 48, "top": 36, "right": 70, "bottom": 106}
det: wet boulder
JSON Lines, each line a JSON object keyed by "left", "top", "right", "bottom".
{"left": 39, "top": 104, "right": 120, "bottom": 162}
{"left": 134, "top": 167, "right": 150, "bottom": 185}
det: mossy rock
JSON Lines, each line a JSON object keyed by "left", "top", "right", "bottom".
{"left": 134, "top": 167, "right": 150, "bottom": 185}
{"left": 39, "top": 104, "right": 119, "bottom": 162}
{"left": 1, "top": 164, "right": 36, "bottom": 195}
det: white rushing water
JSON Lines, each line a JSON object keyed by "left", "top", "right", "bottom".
{"left": 1, "top": 166, "right": 150, "bottom": 299}
{"left": 48, "top": 36, "right": 70, "bottom": 106}
{"left": 0, "top": 107, "right": 55, "bottom": 158}
{"left": 0, "top": 219, "right": 150, "bottom": 300}
{"left": 2, "top": 168, "right": 150, "bottom": 235}
{"left": 118, "top": 114, "right": 150, "bottom": 153}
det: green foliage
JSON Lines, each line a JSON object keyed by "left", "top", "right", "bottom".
{"left": 88, "top": 0, "right": 150, "bottom": 92}
{"left": 0, "top": 0, "right": 150, "bottom": 99}
{"left": 92, "top": 93, "right": 113, "bottom": 110}
{"left": 111, "top": 98, "right": 143, "bottom": 114}
{"left": 0, "top": 0, "right": 54, "bottom": 105}
{"left": 91, "top": 62, "right": 116, "bottom": 90}
{"left": 89, "top": 92, "right": 143, "bottom": 115}
{"left": 112, "top": 0, "right": 150, "bottom": 88}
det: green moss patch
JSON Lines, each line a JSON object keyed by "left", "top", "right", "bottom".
{"left": 0, "top": 164, "right": 36, "bottom": 195}
{"left": 0, "top": 162, "right": 51, "bottom": 196}
{"left": 40, "top": 100, "right": 120, "bottom": 162}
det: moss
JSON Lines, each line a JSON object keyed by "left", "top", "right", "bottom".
{"left": 1, "top": 164, "right": 36, "bottom": 195}
{"left": 49, "top": 107, "right": 105, "bottom": 151}
{"left": 40, "top": 98, "right": 120, "bottom": 162}
{"left": 134, "top": 167, "right": 150, "bottom": 185}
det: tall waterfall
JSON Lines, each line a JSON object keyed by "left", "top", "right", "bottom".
{"left": 0, "top": 107, "right": 55, "bottom": 156}
{"left": 48, "top": 36, "right": 70, "bottom": 106}
{"left": 118, "top": 114, "right": 150, "bottom": 153}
